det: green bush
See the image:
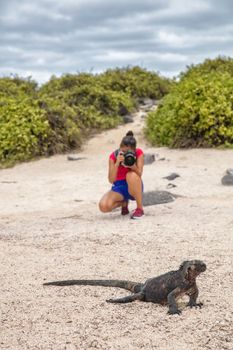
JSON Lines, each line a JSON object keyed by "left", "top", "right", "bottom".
{"left": 38, "top": 74, "right": 135, "bottom": 154}
{"left": 0, "top": 76, "right": 38, "bottom": 98}
{"left": 145, "top": 58, "right": 233, "bottom": 148}
{"left": 0, "top": 97, "right": 50, "bottom": 167}
{"left": 99, "top": 66, "right": 172, "bottom": 100}
{"left": 0, "top": 67, "right": 172, "bottom": 167}
{"left": 64, "top": 84, "right": 134, "bottom": 120}
{"left": 180, "top": 56, "right": 233, "bottom": 80}
{"left": 37, "top": 96, "right": 82, "bottom": 154}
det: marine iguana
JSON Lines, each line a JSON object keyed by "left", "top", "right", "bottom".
{"left": 43, "top": 260, "right": 206, "bottom": 315}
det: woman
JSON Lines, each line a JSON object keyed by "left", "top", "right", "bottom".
{"left": 99, "top": 131, "right": 144, "bottom": 219}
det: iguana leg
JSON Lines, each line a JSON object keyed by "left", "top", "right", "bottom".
{"left": 187, "top": 288, "right": 203, "bottom": 308}
{"left": 167, "top": 287, "right": 183, "bottom": 315}
{"left": 106, "top": 292, "right": 145, "bottom": 304}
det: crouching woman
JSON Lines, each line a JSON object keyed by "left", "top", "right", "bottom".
{"left": 99, "top": 131, "right": 144, "bottom": 219}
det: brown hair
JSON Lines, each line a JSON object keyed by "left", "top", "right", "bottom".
{"left": 120, "top": 130, "right": 137, "bottom": 149}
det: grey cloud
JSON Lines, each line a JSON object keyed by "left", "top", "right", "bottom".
{"left": 0, "top": 0, "right": 166, "bottom": 33}
{"left": 0, "top": 0, "right": 233, "bottom": 83}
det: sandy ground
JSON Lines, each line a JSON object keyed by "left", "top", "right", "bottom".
{"left": 0, "top": 110, "right": 233, "bottom": 350}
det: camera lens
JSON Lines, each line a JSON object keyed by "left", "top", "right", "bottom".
{"left": 124, "top": 151, "right": 136, "bottom": 166}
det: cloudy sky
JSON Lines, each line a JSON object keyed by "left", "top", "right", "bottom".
{"left": 1, "top": 0, "right": 233, "bottom": 84}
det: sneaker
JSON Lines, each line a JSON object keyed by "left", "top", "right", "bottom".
{"left": 131, "top": 208, "right": 144, "bottom": 219}
{"left": 121, "top": 203, "right": 129, "bottom": 216}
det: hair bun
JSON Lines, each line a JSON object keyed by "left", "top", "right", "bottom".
{"left": 126, "top": 130, "right": 134, "bottom": 137}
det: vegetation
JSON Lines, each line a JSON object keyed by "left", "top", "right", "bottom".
{"left": 2, "top": 57, "right": 233, "bottom": 169}
{"left": 0, "top": 77, "right": 50, "bottom": 167}
{"left": 98, "top": 66, "right": 172, "bottom": 99}
{"left": 145, "top": 57, "right": 233, "bottom": 148}
{"left": 0, "top": 67, "right": 171, "bottom": 167}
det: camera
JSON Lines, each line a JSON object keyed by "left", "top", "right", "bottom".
{"left": 122, "top": 150, "right": 136, "bottom": 166}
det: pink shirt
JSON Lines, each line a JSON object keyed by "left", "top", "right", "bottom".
{"left": 109, "top": 148, "right": 144, "bottom": 181}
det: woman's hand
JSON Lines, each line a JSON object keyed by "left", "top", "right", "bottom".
{"left": 123, "top": 163, "right": 137, "bottom": 170}
{"left": 116, "top": 152, "right": 125, "bottom": 166}
{"left": 123, "top": 164, "right": 140, "bottom": 176}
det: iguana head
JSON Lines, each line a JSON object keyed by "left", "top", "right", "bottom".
{"left": 180, "top": 260, "right": 206, "bottom": 280}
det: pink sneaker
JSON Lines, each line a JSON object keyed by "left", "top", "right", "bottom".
{"left": 131, "top": 208, "right": 144, "bottom": 219}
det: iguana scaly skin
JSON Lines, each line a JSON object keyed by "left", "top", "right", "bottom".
{"left": 43, "top": 260, "right": 206, "bottom": 315}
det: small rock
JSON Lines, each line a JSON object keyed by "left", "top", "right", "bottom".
{"left": 144, "top": 153, "right": 155, "bottom": 165}
{"left": 122, "top": 114, "right": 134, "bottom": 123}
{"left": 167, "top": 183, "right": 177, "bottom": 189}
{"left": 118, "top": 105, "right": 129, "bottom": 116}
{"left": 143, "top": 191, "right": 176, "bottom": 206}
{"left": 139, "top": 98, "right": 156, "bottom": 111}
{"left": 140, "top": 112, "right": 147, "bottom": 119}
{"left": 226, "top": 168, "right": 233, "bottom": 176}
{"left": 163, "top": 173, "right": 180, "bottom": 181}
{"left": 67, "top": 155, "right": 86, "bottom": 161}
{"left": 221, "top": 174, "right": 233, "bottom": 186}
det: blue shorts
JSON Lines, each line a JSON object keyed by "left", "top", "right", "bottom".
{"left": 111, "top": 179, "right": 143, "bottom": 201}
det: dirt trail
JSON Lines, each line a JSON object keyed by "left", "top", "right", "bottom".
{"left": 83, "top": 110, "right": 148, "bottom": 155}
{"left": 0, "top": 110, "right": 233, "bottom": 350}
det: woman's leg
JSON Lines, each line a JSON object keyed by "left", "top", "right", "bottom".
{"left": 99, "top": 190, "right": 124, "bottom": 213}
{"left": 126, "top": 172, "right": 143, "bottom": 209}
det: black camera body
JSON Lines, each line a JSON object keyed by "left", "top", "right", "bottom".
{"left": 114, "top": 149, "right": 136, "bottom": 166}
{"left": 123, "top": 150, "right": 136, "bottom": 166}
{"left": 122, "top": 150, "right": 136, "bottom": 166}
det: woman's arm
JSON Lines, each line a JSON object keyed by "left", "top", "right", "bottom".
{"left": 108, "top": 153, "right": 124, "bottom": 183}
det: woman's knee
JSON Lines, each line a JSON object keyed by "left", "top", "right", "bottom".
{"left": 126, "top": 171, "right": 141, "bottom": 184}
{"left": 99, "top": 200, "right": 109, "bottom": 212}
{"left": 99, "top": 199, "right": 112, "bottom": 213}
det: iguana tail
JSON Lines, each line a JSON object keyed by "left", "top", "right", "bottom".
{"left": 43, "top": 279, "right": 142, "bottom": 293}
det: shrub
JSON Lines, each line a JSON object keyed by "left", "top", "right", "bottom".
{"left": 0, "top": 97, "right": 50, "bottom": 167}
{"left": 180, "top": 56, "right": 233, "bottom": 80}
{"left": 99, "top": 66, "right": 172, "bottom": 100}
{"left": 0, "top": 76, "right": 38, "bottom": 98}
{"left": 145, "top": 58, "right": 233, "bottom": 148}
{"left": 0, "top": 67, "right": 172, "bottom": 167}
{"left": 38, "top": 75, "right": 135, "bottom": 154}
